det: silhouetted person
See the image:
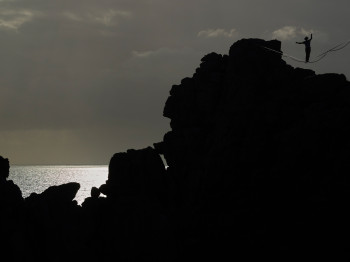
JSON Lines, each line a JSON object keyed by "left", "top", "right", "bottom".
{"left": 296, "top": 34, "right": 313, "bottom": 62}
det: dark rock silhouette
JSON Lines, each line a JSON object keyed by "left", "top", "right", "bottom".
{"left": 0, "top": 156, "right": 23, "bottom": 206}
{"left": 2, "top": 38, "right": 350, "bottom": 261}
{"left": 88, "top": 146, "right": 172, "bottom": 261}
{"left": 26, "top": 181, "right": 80, "bottom": 205}
{"left": 0, "top": 156, "right": 24, "bottom": 260}
{"left": 22, "top": 182, "right": 83, "bottom": 262}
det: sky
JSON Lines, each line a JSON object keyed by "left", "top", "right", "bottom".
{"left": 0, "top": 0, "right": 349, "bottom": 165}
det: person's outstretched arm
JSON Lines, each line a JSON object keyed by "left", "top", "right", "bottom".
{"left": 310, "top": 34, "right": 313, "bottom": 40}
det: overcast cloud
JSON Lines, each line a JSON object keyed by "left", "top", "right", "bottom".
{"left": 0, "top": 0, "right": 349, "bottom": 164}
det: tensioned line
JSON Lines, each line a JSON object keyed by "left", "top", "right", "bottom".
{"left": 261, "top": 39, "right": 350, "bottom": 64}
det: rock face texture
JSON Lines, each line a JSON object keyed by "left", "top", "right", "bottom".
{"left": 2, "top": 38, "right": 350, "bottom": 261}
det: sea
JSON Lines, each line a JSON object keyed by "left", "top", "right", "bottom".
{"left": 9, "top": 165, "right": 108, "bottom": 205}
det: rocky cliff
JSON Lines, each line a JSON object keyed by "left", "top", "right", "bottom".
{"left": 1, "top": 38, "right": 350, "bottom": 261}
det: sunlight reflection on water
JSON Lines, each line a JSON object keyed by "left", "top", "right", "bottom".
{"left": 9, "top": 165, "right": 108, "bottom": 205}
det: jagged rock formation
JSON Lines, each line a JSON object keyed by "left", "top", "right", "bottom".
{"left": 156, "top": 39, "right": 350, "bottom": 260}
{"left": 2, "top": 38, "right": 350, "bottom": 261}
{"left": 0, "top": 156, "right": 24, "bottom": 260}
{"left": 156, "top": 38, "right": 350, "bottom": 260}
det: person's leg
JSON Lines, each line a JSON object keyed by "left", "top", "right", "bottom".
{"left": 306, "top": 48, "right": 311, "bottom": 62}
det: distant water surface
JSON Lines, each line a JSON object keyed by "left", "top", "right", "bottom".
{"left": 9, "top": 165, "right": 108, "bottom": 205}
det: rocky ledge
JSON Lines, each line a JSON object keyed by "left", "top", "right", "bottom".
{"left": 1, "top": 38, "right": 350, "bottom": 261}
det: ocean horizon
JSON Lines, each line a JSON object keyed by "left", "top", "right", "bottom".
{"left": 9, "top": 165, "right": 108, "bottom": 205}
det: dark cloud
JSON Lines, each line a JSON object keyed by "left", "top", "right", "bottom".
{"left": 0, "top": 0, "right": 349, "bottom": 164}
